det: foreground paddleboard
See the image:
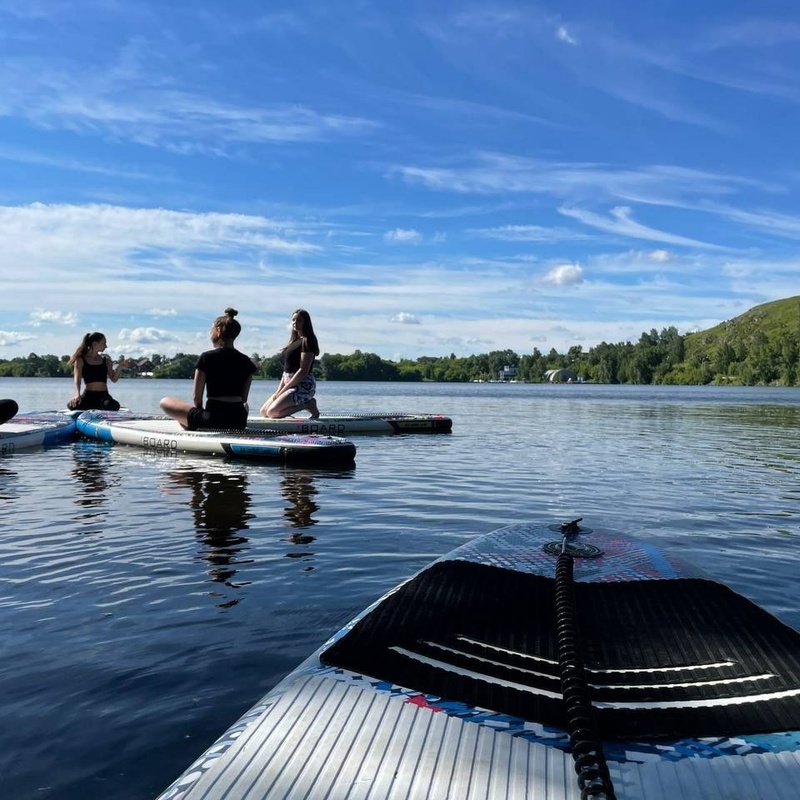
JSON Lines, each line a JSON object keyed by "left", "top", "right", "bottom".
{"left": 158, "top": 520, "right": 800, "bottom": 800}
{"left": 247, "top": 412, "right": 453, "bottom": 436}
{"left": 75, "top": 411, "right": 356, "bottom": 467}
{"left": 0, "top": 411, "right": 76, "bottom": 457}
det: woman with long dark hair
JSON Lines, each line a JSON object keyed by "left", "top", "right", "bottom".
{"left": 260, "top": 309, "right": 320, "bottom": 419}
{"left": 66, "top": 332, "right": 123, "bottom": 411}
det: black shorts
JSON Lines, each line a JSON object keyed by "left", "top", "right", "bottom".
{"left": 68, "top": 391, "right": 121, "bottom": 411}
{"left": 186, "top": 400, "right": 247, "bottom": 431}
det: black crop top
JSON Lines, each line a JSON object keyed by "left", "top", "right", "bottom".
{"left": 282, "top": 339, "right": 315, "bottom": 373}
{"left": 81, "top": 358, "right": 109, "bottom": 383}
{"left": 195, "top": 347, "right": 256, "bottom": 397}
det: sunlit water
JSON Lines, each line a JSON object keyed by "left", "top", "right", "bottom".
{"left": 1, "top": 378, "right": 799, "bottom": 798}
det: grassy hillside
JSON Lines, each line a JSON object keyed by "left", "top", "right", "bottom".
{"left": 686, "top": 296, "right": 800, "bottom": 350}
{"left": 679, "top": 295, "right": 800, "bottom": 385}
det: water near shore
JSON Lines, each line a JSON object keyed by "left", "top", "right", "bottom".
{"left": 1, "top": 378, "right": 799, "bottom": 798}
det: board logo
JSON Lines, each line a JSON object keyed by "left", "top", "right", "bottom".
{"left": 142, "top": 436, "right": 178, "bottom": 452}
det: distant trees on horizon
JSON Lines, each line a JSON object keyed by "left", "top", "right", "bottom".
{"left": 2, "top": 322, "right": 800, "bottom": 386}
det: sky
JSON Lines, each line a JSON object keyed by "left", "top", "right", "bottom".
{"left": 2, "top": 0, "right": 800, "bottom": 362}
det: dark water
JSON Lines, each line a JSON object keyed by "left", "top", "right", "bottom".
{"left": 1, "top": 378, "right": 799, "bottom": 799}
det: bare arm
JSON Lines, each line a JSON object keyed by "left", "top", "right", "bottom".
{"left": 282, "top": 351, "right": 314, "bottom": 391}
{"left": 192, "top": 370, "right": 206, "bottom": 407}
{"left": 105, "top": 355, "right": 123, "bottom": 383}
{"left": 242, "top": 375, "right": 253, "bottom": 404}
{"left": 72, "top": 360, "right": 83, "bottom": 397}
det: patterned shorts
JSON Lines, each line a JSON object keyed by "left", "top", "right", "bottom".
{"left": 285, "top": 372, "right": 316, "bottom": 405}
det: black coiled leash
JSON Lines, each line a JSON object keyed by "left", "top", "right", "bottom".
{"left": 553, "top": 518, "right": 617, "bottom": 800}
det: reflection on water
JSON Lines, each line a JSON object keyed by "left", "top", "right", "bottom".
{"left": 71, "top": 441, "right": 112, "bottom": 526}
{"left": 164, "top": 469, "right": 254, "bottom": 606}
{"left": 281, "top": 472, "right": 320, "bottom": 529}
{"left": 0, "top": 463, "right": 18, "bottom": 501}
{"left": 281, "top": 471, "right": 320, "bottom": 564}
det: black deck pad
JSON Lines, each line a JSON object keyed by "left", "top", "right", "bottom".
{"left": 321, "top": 560, "right": 800, "bottom": 740}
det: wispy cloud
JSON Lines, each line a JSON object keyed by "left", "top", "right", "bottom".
{"left": 471, "top": 224, "right": 591, "bottom": 243}
{"left": 0, "top": 144, "right": 173, "bottom": 181}
{"left": 393, "top": 153, "right": 758, "bottom": 206}
{"left": 0, "top": 56, "right": 379, "bottom": 154}
{"left": 558, "top": 205, "right": 727, "bottom": 250}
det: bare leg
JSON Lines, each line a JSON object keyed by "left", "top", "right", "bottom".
{"left": 160, "top": 396, "right": 192, "bottom": 429}
{"left": 264, "top": 398, "right": 301, "bottom": 419}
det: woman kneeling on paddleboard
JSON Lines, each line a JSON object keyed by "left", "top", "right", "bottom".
{"left": 67, "top": 332, "right": 123, "bottom": 411}
{"left": 260, "top": 308, "right": 320, "bottom": 419}
{"left": 160, "top": 308, "right": 256, "bottom": 430}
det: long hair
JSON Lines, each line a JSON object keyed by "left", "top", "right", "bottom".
{"left": 213, "top": 307, "right": 242, "bottom": 342}
{"left": 287, "top": 309, "right": 319, "bottom": 356}
{"left": 69, "top": 332, "right": 106, "bottom": 365}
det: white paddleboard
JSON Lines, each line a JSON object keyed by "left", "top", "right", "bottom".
{"left": 0, "top": 411, "right": 76, "bottom": 457}
{"left": 75, "top": 411, "right": 357, "bottom": 467}
{"left": 247, "top": 412, "right": 453, "bottom": 436}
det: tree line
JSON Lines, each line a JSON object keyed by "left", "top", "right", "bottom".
{"left": 2, "top": 324, "right": 800, "bottom": 385}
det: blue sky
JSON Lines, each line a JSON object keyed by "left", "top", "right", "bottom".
{"left": 2, "top": 1, "right": 799, "bottom": 361}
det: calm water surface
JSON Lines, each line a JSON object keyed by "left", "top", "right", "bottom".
{"left": 1, "top": 378, "right": 799, "bottom": 798}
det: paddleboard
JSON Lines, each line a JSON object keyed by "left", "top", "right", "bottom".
{"left": 0, "top": 411, "right": 77, "bottom": 457}
{"left": 247, "top": 412, "right": 453, "bottom": 436}
{"left": 157, "top": 520, "right": 800, "bottom": 800}
{"left": 75, "top": 411, "right": 357, "bottom": 467}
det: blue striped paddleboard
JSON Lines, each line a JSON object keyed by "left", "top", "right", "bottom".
{"left": 76, "top": 411, "right": 356, "bottom": 467}
{"left": 157, "top": 519, "right": 800, "bottom": 799}
{"left": 0, "top": 411, "right": 76, "bottom": 457}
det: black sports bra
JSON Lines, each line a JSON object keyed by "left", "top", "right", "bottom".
{"left": 82, "top": 358, "right": 108, "bottom": 383}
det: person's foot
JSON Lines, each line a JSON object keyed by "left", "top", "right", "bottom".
{"left": 305, "top": 399, "right": 320, "bottom": 419}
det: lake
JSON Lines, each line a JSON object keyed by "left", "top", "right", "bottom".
{"left": 1, "top": 378, "right": 799, "bottom": 799}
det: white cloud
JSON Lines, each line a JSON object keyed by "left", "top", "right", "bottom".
{"left": 390, "top": 312, "right": 421, "bottom": 325}
{"left": 556, "top": 26, "right": 577, "bottom": 46}
{"left": 148, "top": 308, "right": 178, "bottom": 317}
{"left": 118, "top": 327, "right": 179, "bottom": 345}
{"left": 384, "top": 228, "right": 422, "bottom": 244}
{"left": 0, "top": 330, "right": 35, "bottom": 347}
{"left": 648, "top": 249, "right": 673, "bottom": 262}
{"left": 30, "top": 309, "right": 79, "bottom": 326}
{"left": 543, "top": 264, "right": 584, "bottom": 286}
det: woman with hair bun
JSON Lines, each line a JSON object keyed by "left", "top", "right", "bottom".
{"left": 160, "top": 308, "right": 256, "bottom": 430}
{"left": 66, "top": 332, "right": 123, "bottom": 411}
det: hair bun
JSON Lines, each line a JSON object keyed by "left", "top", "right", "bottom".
{"left": 224, "top": 307, "right": 238, "bottom": 317}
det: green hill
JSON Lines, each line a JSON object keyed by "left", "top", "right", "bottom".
{"left": 678, "top": 296, "right": 800, "bottom": 385}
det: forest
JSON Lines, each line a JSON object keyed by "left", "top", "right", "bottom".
{"left": 3, "top": 296, "right": 800, "bottom": 387}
